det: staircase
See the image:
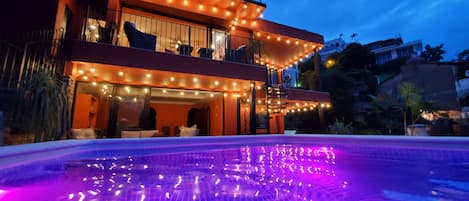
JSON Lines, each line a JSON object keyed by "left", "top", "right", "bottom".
{"left": 267, "top": 84, "right": 288, "bottom": 114}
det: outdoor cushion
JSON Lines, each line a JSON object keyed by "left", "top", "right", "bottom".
{"left": 121, "top": 131, "right": 141, "bottom": 138}
{"left": 179, "top": 125, "right": 197, "bottom": 137}
{"left": 71, "top": 128, "right": 96, "bottom": 139}
{"left": 140, "top": 130, "right": 158, "bottom": 138}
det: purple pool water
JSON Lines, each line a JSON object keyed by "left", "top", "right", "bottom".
{"left": 0, "top": 135, "right": 468, "bottom": 201}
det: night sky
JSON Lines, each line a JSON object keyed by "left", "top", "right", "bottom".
{"left": 263, "top": 0, "right": 469, "bottom": 60}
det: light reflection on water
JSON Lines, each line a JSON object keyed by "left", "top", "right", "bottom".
{"left": 0, "top": 143, "right": 468, "bottom": 201}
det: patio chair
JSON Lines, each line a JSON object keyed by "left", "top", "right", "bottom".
{"left": 225, "top": 45, "right": 246, "bottom": 63}
{"left": 198, "top": 48, "right": 214, "bottom": 58}
{"left": 97, "top": 22, "right": 115, "bottom": 44}
{"left": 123, "top": 21, "right": 157, "bottom": 51}
{"left": 177, "top": 44, "right": 193, "bottom": 56}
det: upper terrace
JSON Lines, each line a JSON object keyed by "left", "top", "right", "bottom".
{"left": 70, "top": 0, "right": 323, "bottom": 72}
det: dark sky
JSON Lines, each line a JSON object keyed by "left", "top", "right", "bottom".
{"left": 262, "top": 0, "right": 469, "bottom": 60}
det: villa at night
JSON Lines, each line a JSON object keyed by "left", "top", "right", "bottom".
{"left": 1, "top": 0, "right": 330, "bottom": 138}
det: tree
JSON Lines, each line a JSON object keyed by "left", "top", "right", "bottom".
{"left": 420, "top": 44, "right": 446, "bottom": 62}
{"left": 398, "top": 82, "right": 429, "bottom": 135}
{"left": 321, "top": 67, "right": 355, "bottom": 122}
{"left": 371, "top": 95, "right": 400, "bottom": 134}
{"left": 339, "top": 43, "right": 375, "bottom": 70}
{"left": 458, "top": 49, "right": 469, "bottom": 62}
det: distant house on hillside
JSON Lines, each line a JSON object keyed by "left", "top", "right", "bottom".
{"left": 364, "top": 37, "right": 423, "bottom": 65}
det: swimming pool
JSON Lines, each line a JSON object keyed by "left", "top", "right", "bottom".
{"left": 0, "top": 135, "right": 468, "bottom": 201}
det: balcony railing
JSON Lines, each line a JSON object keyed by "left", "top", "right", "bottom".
{"left": 81, "top": 9, "right": 263, "bottom": 66}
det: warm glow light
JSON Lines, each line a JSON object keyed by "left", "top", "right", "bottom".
{"left": 243, "top": 4, "right": 248, "bottom": 9}
{"left": 257, "top": 100, "right": 261, "bottom": 104}
{"left": 214, "top": 81, "right": 219, "bottom": 86}
{"left": 78, "top": 69, "right": 84, "bottom": 74}
{"left": 212, "top": 7, "right": 218, "bottom": 13}
{"left": 90, "top": 68, "right": 95, "bottom": 73}
{"left": 257, "top": 8, "right": 261, "bottom": 12}
{"left": 256, "top": 86, "right": 261, "bottom": 90}
{"left": 184, "top": 0, "right": 188, "bottom": 6}
{"left": 256, "top": 32, "right": 261, "bottom": 37}
{"left": 118, "top": 71, "right": 124, "bottom": 76}
{"left": 170, "top": 77, "right": 175, "bottom": 82}
{"left": 83, "top": 76, "right": 88, "bottom": 80}
{"left": 223, "top": 93, "right": 227, "bottom": 97}
{"left": 286, "top": 40, "right": 291, "bottom": 44}
{"left": 304, "top": 43, "right": 308, "bottom": 47}
{"left": 92, "top": 81, "right": 97, "bottom": 86}
{"left": 89, "top": 25, "right": 96, "bottom": 30}
{"left": 241, "top": 20, "right": 246, "bottom": 25}
{"left": 167, "top": 0, "right": 172, "bottom": 3}
{"left": 267, "top": 35, "right": 271, "bottom": 40}
{"left": 193, "top": 78, "right": 198, "bottom": 83}
{"left": 225, "top": 11, "right": 231, "bottom": 16}
{"left": 198, "top": 4, "right": 204, "bottom": 10}
{"left": 144, "top": 88, "right": 149, "bottom": 93}
{"left": 146, "top": 73, "right": 151, "bottom": 78}
{"left": 277, "top": 37, "right": 281, "bottom": 41}
{"left": 180, "top": 92, "right": 184, "bottom": 96}
{"left": 295, "top": 41, "right": 299, "bottom": 45}
{"left": 251, "top": 21, "right": 257, "bottom": 27}
{"left": 162, "top": 89, "right": 167, "bottom": 93}
{"left": 232, "top": 82, "right": 237, "bottom": 86}
{"left": 277, "top": 101, "right": 281, "bottom": 105}
{"left": 230, "top": 0, "right": 235, "bottom": 6}
{"left": 210, "top": 93, "right": 215, "bottom": 97}
{"left": 195, "top": 91, "right": 199, "bottom": 96}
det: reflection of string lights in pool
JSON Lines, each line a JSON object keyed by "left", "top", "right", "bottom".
{"left": 61, "top": 144, "right": 345, "bottom": 200}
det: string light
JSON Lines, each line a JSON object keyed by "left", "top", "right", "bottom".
{"left": 118, "top": 71, "right": 124, "bottom": 76}
{"left": 90, "top": 68, "right": 96, "bottom": 73}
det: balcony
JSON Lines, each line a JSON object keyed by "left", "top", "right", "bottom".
{"left": 81, "top": 8, "right": 263, "bottom": 66}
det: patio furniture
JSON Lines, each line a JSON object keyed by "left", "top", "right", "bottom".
{"left": 161, "top": 126, "right": 170, "bottom": 136}
{"left": 70, "top": 128, "right": 97, "bottom": 139}
{"left": 121, "top": 130, "right": 160, "bottom": 138}
{"left": 97, "top": 22, "right": 115, "bottom": 44}
{"left": 225, "top": 45, "right": 246, "bottom": 63}
{"left": 177, "top": 44, "right": 193, "bottom": 56}
{"left": 198, "top": 48, "right": 214, "bottom": 58}
{"left": 123, "top": 21, "right": 157, "bottom": 51}
{"left": 179, "top": 125, "right": 199, "bottom": 137}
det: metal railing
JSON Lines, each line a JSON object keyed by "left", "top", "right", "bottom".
{"left": 81, "top": 9, "right": 263, "bottom": 66}
{"left": 0, "top": 29, "right": 65, "bottom": 89}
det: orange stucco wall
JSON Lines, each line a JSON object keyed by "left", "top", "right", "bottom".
{"left": 151, "top": 103, "right": 194, "bottom": 136}
{"left": 270, "top": 114, "right": 285, "bottom": 134}
{"left": 224, "top": 96, "right": 238, "bottom": 135}
{"left": 209, "top": 98, "right": 223, "bottom": 136}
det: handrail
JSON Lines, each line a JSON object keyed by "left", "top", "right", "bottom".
{"left": 81, "top": 8, "right": 264, "bottom": 66}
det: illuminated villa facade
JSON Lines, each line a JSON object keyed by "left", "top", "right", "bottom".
{"left": 0, "top": 0, "right": 329, "bottom": 137}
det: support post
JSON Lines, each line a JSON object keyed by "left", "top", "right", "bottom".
{"left": 236, "top": 97, "right": 241, "bottom": 135}
{"left": 250, "top": 82, "right": 256, "bottom": 134}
